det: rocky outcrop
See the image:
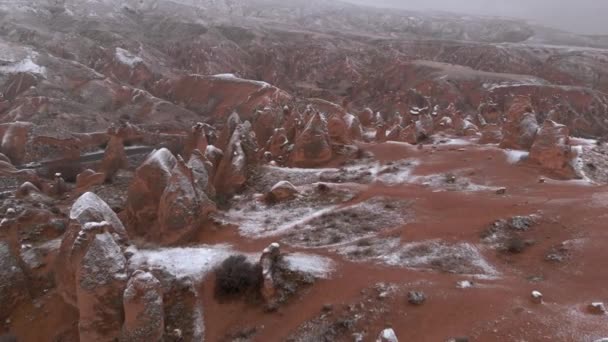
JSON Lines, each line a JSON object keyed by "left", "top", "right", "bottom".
{"left": 76, "top": 224, "right": 128, "bottom": 342}
{"left": 529, "top": 120, "right": 577, "bottom": 178}
{"left": 57, "top": 192, "right": 129, "bottom": 307}
{"left": 121, "top": 270, "right": 164, "bottom": 342}
{"left": 157, "top": 156, "right": 216, "bottom": 244}
{"left": 125, "top": 149, "right": 177, "bottom": 237}
{"left": 291, "top": 113, "right": 333, "bottom": 167}
{"left": 214, "top": 120, "right": 258, "bottom": 196}
{"left": 0, "top": 242, "right": 29, "bottom": 321}
{"left": 500, "top": 96, "right": 539, "bottom": 150}
{"left": 0, "top": 121, "right": 33, "bottom": 165}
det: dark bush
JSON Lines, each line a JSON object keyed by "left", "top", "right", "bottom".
{"left": 214, "top": 255, "right": 262, "bottom": 299}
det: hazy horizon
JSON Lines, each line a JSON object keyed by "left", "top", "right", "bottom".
{"left": 344, "top": 0, "right": 608, "bottom": 35}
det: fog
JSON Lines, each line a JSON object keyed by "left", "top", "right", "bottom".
{"left": 345, "top": 0, "right": 608, "bottom": 35}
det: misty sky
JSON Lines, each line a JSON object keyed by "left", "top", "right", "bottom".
{"left": 346, "top": 0, "right": 608, "bottom": 35}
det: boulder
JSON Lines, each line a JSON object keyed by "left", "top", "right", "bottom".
{"left": 76, "top": 169, "right": 106, "bottom": 189}
{"left": 291, "top": 112, "right": 332, "bottom": 167}
{"left": 529, "top": 120, "right": 576, "bottom": 178}
{"left": 265, "top": 181, "right": 298, "bottom": 203}
{"left": 121, "top": 271, "right": 164, "bottom": 342}
{"left": 125, "top": 148, "right": 177, "bottom": 237}
{"left": 377, "top": 328, "right": 398, "bottom": 342}
{"left": 15, "top": 181, "right": 42, "bottom": 199}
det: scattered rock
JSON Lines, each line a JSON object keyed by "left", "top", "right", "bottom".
{"left": 456, "top": 280, "right": 474, "bottom": 289}
{"left": 588, "top": 302, "right": 607, "bottom": 315}
{"left": 407, "top": 291, "right": 426, "bottom": 305}
{"left": 376, "top": 328, "right": 398, "bottom": 342}
{"left": 531, "top": 290, "right": 543, "bottom": 304}
{"left": 265, "top": 181, "right": 298, "bottom": 203}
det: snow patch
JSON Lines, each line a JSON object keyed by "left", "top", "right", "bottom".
{"left": 128, "top": 244, "right": 234, "bottom": 282}
{"left": 503, "top": 149, "right": 529, "bottom": 164}
{"left": 115, "top": 47, "right": 143, "bottom": 67}
{"left": 0, "top": 57, "right": 45, "bottom": 75}
{"left": 283, "top": 253, "right": 334, "bottom": 278}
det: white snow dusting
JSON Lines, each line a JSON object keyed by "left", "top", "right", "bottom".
{"left": 115, "top": 47, "right": 143, "bottom": 67}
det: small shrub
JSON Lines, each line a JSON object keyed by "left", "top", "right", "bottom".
{"left": 214, "top": 255, "right": 262, "bottom": 299}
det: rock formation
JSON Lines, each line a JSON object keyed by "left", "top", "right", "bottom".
{"left": 182, "top": 122, "right": 209, "bottom": 161}
{"left": 290, "top": 113, "right": 333, "bottom": 167}
{"left": 0, "top": 121, "right": 33, "bottom": 165}
{"left": 100, "top": 126, "right": 129, "bottom": 180}
{"left": 125, "top": 148, "right": 177, "bottom": 237}
{"left": 214, "top": 120, "right": 258, "bottom": 196}
{"left": 529, "top": 120, "right": 577, "bottom": 178}
{"left": 75, "top": 223, "right": 128, "bottom": 341}
{"left": 500, "top": 96, "right": 539, "bottom": 150}
{"left": 157, "top": 156, "right": 216, "bottom": 244}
